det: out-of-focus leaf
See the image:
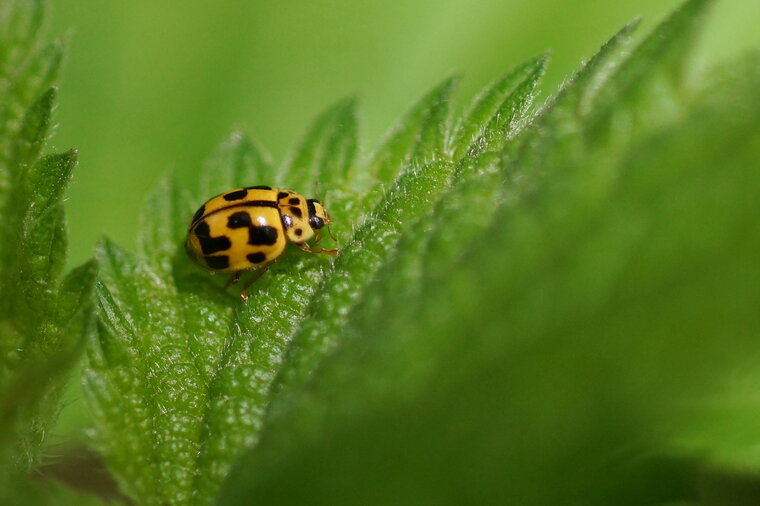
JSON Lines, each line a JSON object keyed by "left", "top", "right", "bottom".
{"left": 18, "top": 151, "right": 77, "bottom": 309}
{"left": 0, "top": 88, "right": 57, "bottom": 269}
{"left": 10, "top": 86, "right": 55, "bottom": 172}
{"left": 218, "top": 2, "right": 760, "bottom": 506}
{"left": 0, "top": 0, "right": 45, "bottom": 79}
{"left": 0, "top": 4, "right": 92, "bottom": 497}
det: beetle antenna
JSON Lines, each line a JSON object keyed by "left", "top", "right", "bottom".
{"left": 315, "top": 181, "right": 323, "bottom": 201}
{"left": 315, "top": 183, "right": 337, "bottom": 241}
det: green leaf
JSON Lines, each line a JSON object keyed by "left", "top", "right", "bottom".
{"left": 191, "top": 102, "right": 362, "bottom": 501}
{"left": 86, "top": 239, "right": 206, "bottom": 506}
{"left": 137, "top": 173, "right": 192, "bottom": 277}
{"left": 345, "top": 152, "right": 503, "bottom": 343}
{"left": 336, "top": 55, "right": 549, "bottom": 365}
{"left": 268, "top": 60, "right": 544, "bottom": 405}
{"left": 88, "top": 169, "right": 235, "bottom": 506}
{"left": 641, "top": 53, "right": 760, "bottom": 476}
{"left": 0, "top": 0, "right": 45, "bottom": 79}
{"left": 409, "top": 85, "right": 454, "bottom": 166}
{"left": 85, "top": 101, "right": 364, "bottom": 504}
{"left": 260, "top": 73, "right": 458, "bottom": 411}
{"left": 73, "top": 1, "right": 760, "bottom": 505}
{"left": 511, "top": 19, "right": 640, "bottom": 176}
{"left": 0, "top": 94, "right": 60, "bottom": 273}
{"left": 10, "top": 86, "right": 55, "bottom": 178}
{"left": 18, "top": 202, "right": 65, "bottom": 307}
{"left": 558, "top": 19, "right": 641, "bottom": 118}
{"left": 10, "top": 259, "right": 96, "bottom": 473}
{"left": 450, "top": 54, "right": 547, "bottom": 158}
{"left": 14, "top": 39, "right": 64, "bottom": 104}
{"left": 585, "top": 0, "right": 714, "bottom": 146}
{"left": 270, "top": 76, "right": 458, "bottom": 403}
{"left": 0, "top": 2, "right": 91, "bottom": 494}
{"left": 219, "top": 2, "right": 760, "bottom": 505}
{"left": 56, "top": 259, "right": 99, "bottom": 346}
{"left": 14, "top": 151, "right": 76, "bottom": 311}
{"left": 25, "top": 149, "right": 77, "bottom": 218}
{"left": 0, "top": 40, "right": 64, "bottom": 175}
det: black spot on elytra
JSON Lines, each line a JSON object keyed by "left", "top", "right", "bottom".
{"left": 277, "top": 191, "right": 289, "bottom": 200}
{"left": 248, "top": 225, "right": 278, "bottom": 246}
{"left": 246, "top": 185, "right": 272, "bottom": 190}
{"left": 281, "top": 214, "right": 293, "bottom": 229}
{"left": 205, "top": 255, "right": 229, "bottom": 269}
{"left": 191, "top": 204, "right": 206, "bottom": 224}
{"left": 227, "top": 211, "right": 252, "bottom": 228}
{"left": 290, "top": 206, "right": 303, "bottom": 218}
{"left": 247, "top": 252, "right": 267, "bottom": 264}
{"left": 294, "top": 228, "right": 303, "bottom": 237}
{"left": 224, "top": 189, "right": 248, "bottom": 201}
{"left": 194, "top": 221, "right": 232, "bottom": 254}
{"left": 194, "top": 220, "right": 210, "bottom": 236}
{"left": 288, "top": 197, "right": 300, "bottom": 205}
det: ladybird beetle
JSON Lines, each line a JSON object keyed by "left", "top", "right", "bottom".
{"left": 186, "top": 185, "right": 337, "bottom": 301}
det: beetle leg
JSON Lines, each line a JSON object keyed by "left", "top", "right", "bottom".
{"left": 297, "top": 242, "right": 338, "bottom": 256}
{"left": 240, "top": 264, "right": 272, "bottom": 302}
{"left": 225, "top": 271, "right": 241, "bottom": 288}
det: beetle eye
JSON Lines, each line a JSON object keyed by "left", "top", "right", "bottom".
{"left": 309, "top": 216, "right": 325, "bottom": 229}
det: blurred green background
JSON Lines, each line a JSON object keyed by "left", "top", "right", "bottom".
{"left": 48, "top": 0, "right": 759, "bottom": 270}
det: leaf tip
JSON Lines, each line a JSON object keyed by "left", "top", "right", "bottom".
{"left": 227, "top": 129, "right": 246, "bottom": 141}
{"left": 532, "top": 51, "right": 552, "bottom": 74}
{"left": 61, "top": 257, "right": 99, "bottom": 297}
{"left": 94, "top": 236, "right": 119, "bottom": 258}
{"left": 327, "top": 95, "right": 360, "bottom": 119}
{"left": 51, "top": 148, "right": 78, "bottom": 171}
